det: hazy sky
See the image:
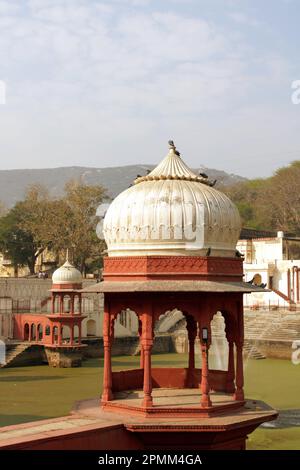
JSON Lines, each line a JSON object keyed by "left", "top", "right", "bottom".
{"left": 0, "top": 0, "right": 300, "bottom": 177}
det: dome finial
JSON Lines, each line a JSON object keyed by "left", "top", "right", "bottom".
{"left": 168, "top": 139, "right": 181, "bottom": 156}
{"left": 66, "top": 248, "right": 69, "bottom": 262}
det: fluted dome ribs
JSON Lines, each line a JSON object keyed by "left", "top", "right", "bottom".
{"left": 101, "top": 143, "right": 241, "bottom": 258}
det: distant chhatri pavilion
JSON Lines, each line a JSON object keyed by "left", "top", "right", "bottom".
{"left": 82, "top": 141, "right": 277, "bottom": 449}
{"left": 13, "top": 253, "right": 86, "bottom": 367}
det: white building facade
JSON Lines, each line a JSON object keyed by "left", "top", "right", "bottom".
{"left": 237, "top": 229, "right": 300, "bottom": 309}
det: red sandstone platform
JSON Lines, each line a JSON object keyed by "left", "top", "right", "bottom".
{"left": 101, "top": 388, "right": 245, "bottom": 418}
{"left": 0, "top": 393, "right": 277, "bottom": 450}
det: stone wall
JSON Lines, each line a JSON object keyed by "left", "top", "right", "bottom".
{"left": 82, "top": 335, "right": 173, "bottom": 358}
{"left": 4, "top": 335, "right": 173, "bottom": 367}
{"left": 45, "top": 347, "right": 84, "bottom": 367}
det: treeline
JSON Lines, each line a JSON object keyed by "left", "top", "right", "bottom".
{"left": 221, "top": 160, "right": 300, "bottom": 235}
{"left": 0, "top": 180, "right": 107, "bottom": 275}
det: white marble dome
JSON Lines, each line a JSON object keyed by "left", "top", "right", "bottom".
{"left": 102, "top": 144, "right": 241, "bottom": 257}
{"left": 52, "top": 260, "right": 82, "bottom": 285}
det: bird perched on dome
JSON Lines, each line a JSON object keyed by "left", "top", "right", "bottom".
{"left": 199, "top": 172, "right": 208, "bottom": 179}
{"left": 168, "top": 140, "right": 181, "bottom": 156}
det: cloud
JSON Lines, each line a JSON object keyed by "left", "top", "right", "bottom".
{"left": 0, "top": 0, "right": 297, "bottom": 177}
{"left": 228, "top": 11, "right": 261, "bottom": 27}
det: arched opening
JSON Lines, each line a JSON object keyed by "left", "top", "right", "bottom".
{"left": 24, "top": 323, "right": 29, "bottom": 341}
{"left": 0, "top": 339, "right": 5, "bottom": 366}
{"left": 117, "top": 308, "right": 139, "bottom": 334}
{"left": 74, "top": 295, "right": 81, "bottom": 314}
{"left": 45, "top": 325, "right": 50, "bottom": 336}
{"left": 62, "top": 325, "right": 71, "bottom": 344}
{"left": 73, "top": 325, "right": 79, "bottom": 343}
{"left": 31, "top": 323, "right": 36, "bottom": 341}
{"left": 209, "top": 312, "right": 229, "bottom": 371}
{"left": 154, "top": 308, "right": 200, "bottom": 369}
{"left": 53, "top": 295, "right": 60, "bottom": 313}
{"left": 53, "top": 326, "right": 59, "bottom": 344}
{"left": 115, "top": 309, "right": 138, "bottom": 336}
{"left": 109, "top": 309, "right": 140, "bottom": 371}
{"left": 63, "top": 295, "right": 71, "bottom": 314}
{"left": 86, "top": 319, "right": 96, "bottom": 336}
{"left": 37, "top": 324, "right": 43, "bottom": 341}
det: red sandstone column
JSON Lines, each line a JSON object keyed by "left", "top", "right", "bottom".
{"left": 186, "top": 320, "right": 197, "bottom": 369}
{"left": 142, "top": 345, "right": 152, "bottom": 407}
{"left": 186, "top": 315, "right": 196, "bottom": 387}
{"left": 234, "top": 341, "right": 244, "bottom": 401}
{"left": 138, "top": 319, "right": 144, "bottom": 368}
{"left": 58, "top": 324, "right": 62, "bottom": 346}
{"left": 51, "top": 295, "right": 55, "bottom": 314}
{"left": 70, "top": 326, "right": 74, "bottom": 346}
{"left": 70, "top": 295, "right": 74, "bottom": 315}
{"left": 78, "top": 323, "right": 82, "bottom": 345}
{"left": 200, "top": 341, "right": 212, "bottom": 407}
{"left": 226, "top": 340, "right": 236, "bottom": 394}
{"left": 234, "top": 299, "right": 245, "bottom": 401}
{"left": 59, "top": 294, "right": 64, "bottom": 314}
{"left": 142, "top": 306, "right": 153, "bottom": 408}
{"left": 101, "top": 305, "right": 113, "bottom": 402}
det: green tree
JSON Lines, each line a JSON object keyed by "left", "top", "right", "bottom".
{"left": 60, "top": 180, "right": 107, "bottom": 273}
{"left": 0, "top": 205, "right": 40, "bottom": 275}
{"left": 222, "top": 179, "right": 266, "bottom": 229}
{"left": 0, "top": 201, "right": 6, "bottom": 217}
{"left": 222, "top": 160, "right": 300, "bottom": 236}
{"left": 19, "top": 180, "right": 107, "bottom": 274}
{"left": 260, "top": 161, "right": 300, "bottom": 234}
{"left": 0, "top": 180, "right": 107, "bottom": 276}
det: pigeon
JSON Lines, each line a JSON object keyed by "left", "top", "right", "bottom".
{"left": 199, "top": 172, "right": 208, "bottom": 179}
{"left": 168, "top": 139, "right": 181, "bottom": 156}
{"left": 206, "top": 247, "right": 211, "bottom": 256}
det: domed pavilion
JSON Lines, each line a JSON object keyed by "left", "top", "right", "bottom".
{"left": 44, "top": 255, "right": 87, "bottom": 367}
{"left": 83, "top": 141, "right": 277, "bottom": 450}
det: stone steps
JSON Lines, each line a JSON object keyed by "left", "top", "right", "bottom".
{"left": 243, "top": 340, "right": 266, "bottom": 360}
{"left": 0, "top": 343, "right": 33, "bottom": 368}
{"left": 244, "top": 311, "right": 300, "bottom": 346}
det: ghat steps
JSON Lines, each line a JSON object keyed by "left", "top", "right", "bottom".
{"left": 0, "top": 342, "right": 33, "bottom": 368}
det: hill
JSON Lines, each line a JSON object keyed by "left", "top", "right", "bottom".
{"left": 0, "top": 165, "right": 246, "bottom": 207}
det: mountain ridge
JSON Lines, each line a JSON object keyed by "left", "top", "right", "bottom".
{"left": 0, "top": 165, "right": 246, "bottom": 208}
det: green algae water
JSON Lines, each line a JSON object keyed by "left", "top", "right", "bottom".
{"left": 0, "top": 354, "right": 299, "bottom": 450}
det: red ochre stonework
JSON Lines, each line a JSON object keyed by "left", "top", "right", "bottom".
{"left": 103, "top": 255, "right": 243, "bottom": 281}
{"left": 2, "top": 254, "right": 277, "bottom": 450}
{"left": 94, "top": 253, "right": 277, "bottom": 449}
